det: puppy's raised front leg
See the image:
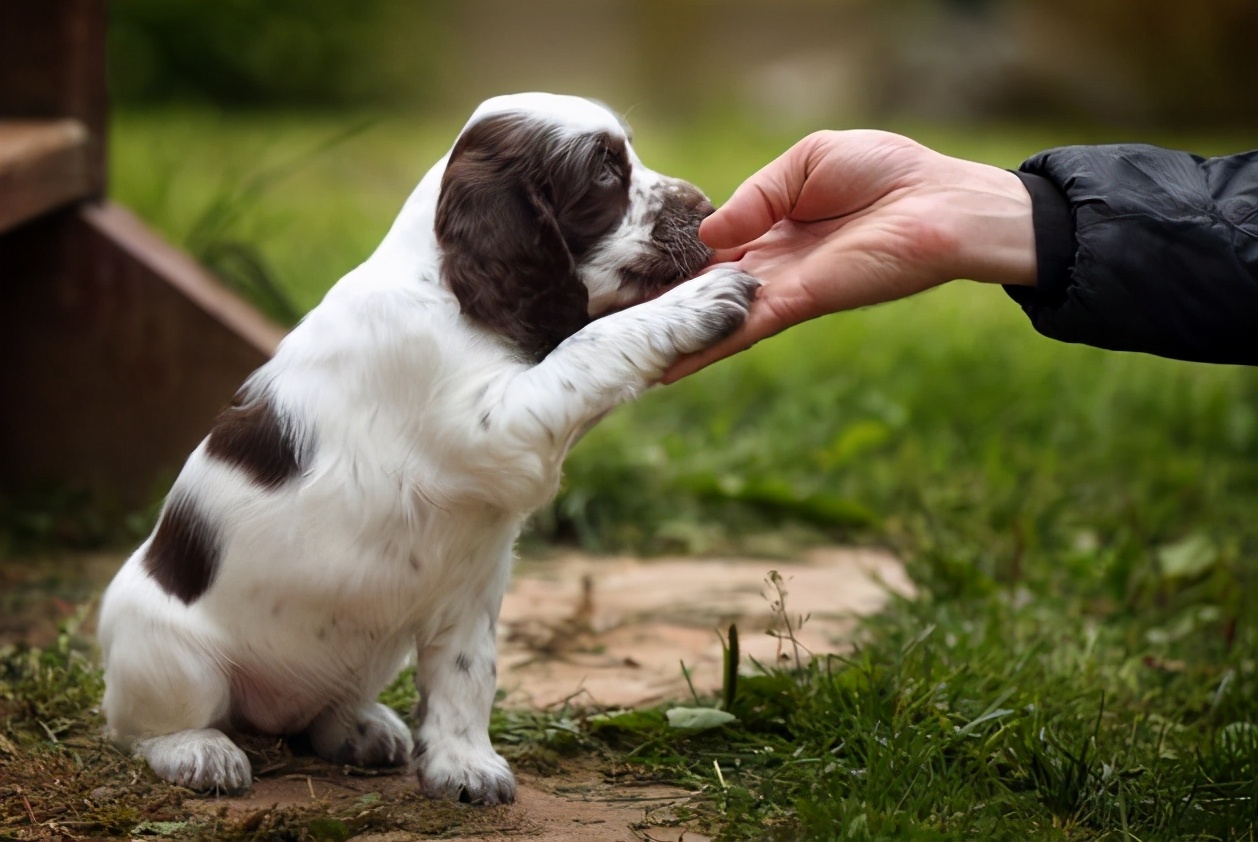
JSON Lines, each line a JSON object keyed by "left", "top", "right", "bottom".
{"left": 492, "top": 267, "right": 759, "bottom": 446}
{"left": 412, "top": 603, "right": 514, "bottom": 805}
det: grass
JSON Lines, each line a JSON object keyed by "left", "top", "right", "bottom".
{"left": 2, "top": 107, "right": 1256, "bottom": 839}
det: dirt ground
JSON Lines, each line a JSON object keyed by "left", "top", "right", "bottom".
{"left": 180, "top": 761, "right": 710, "bottom": 842}
{"left": 1, "top": 546, "right": 911, "bottom": 840}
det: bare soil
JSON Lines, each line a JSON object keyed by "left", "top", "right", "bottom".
{"left": 188, "top": 761, "right": 708, "bottom": 842}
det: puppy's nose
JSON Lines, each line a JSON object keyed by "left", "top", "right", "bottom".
{"left": 667, "top": 180, "right": 712, "bottom": 214}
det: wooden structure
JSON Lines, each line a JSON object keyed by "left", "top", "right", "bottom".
{"left": 0, "top": 0, "right": 285, "bottom": 509}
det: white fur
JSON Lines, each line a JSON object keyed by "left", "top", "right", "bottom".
{"left": 97, "top": 93, "right": 757, "bottom": 802}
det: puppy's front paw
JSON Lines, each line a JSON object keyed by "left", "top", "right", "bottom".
{"left": 661, "top": 267, "right": 760, "bottom": 354}
{"left": 414, "top": 736, "right": 516, "bottom": 805}
{"left": 309, "top": 702, "right": 413, "bottom": 768}
{"left": 136, "top": 728, "right": 252, "bottom": 794}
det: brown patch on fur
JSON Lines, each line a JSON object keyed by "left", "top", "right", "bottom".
{"left": 435, "top": 112, "right": 631, "bottom": 362}
{"left": 206, "top": 387, "right": 300, "bottom": 489}
{"left": 144, "top": 495, "right": 220, "bottom": 604}
{"left": 620, "top": 184, "right": 714, "bottom": 290}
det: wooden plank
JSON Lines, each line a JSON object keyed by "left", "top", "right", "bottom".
{"left": 0, "top": 203, "right": 286, "bottom": 508}
{"left": 0, "top": 119, "right": 93, "bottom": 233}
{"left": 80, "top": 202, "right": 287, "bottom": 358}
{"left": 0, "top": 0, "right": 107, "bottom": 196}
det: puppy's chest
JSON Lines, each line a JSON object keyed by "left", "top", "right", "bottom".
{"left": 223, "top": 501, "right": 511, "bottom": 626}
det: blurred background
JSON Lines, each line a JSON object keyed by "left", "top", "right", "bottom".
{"left": 7, "top": 0, "right": 1257, "bottom": 566}
{"left": 110, "top": 0, "right": 1258, "bottom": 129}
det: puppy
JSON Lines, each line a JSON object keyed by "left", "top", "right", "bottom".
{"left": 98, "top": 93, "right": 758, "bottom": 804}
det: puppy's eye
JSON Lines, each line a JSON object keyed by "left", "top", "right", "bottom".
{"left": 595, "top": 157, "right": 623, "bottom": 189}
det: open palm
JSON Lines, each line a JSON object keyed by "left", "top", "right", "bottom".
{"left": 666, "top": 130, "right": 1035, "bottom": 381}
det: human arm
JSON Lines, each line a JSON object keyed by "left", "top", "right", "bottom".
{"left": 665, "top": 133, "right": 1258, "bottom": 381}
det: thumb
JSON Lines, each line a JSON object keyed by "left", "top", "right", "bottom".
{"left": 699, "top": 143, "right": 810, "bottom": 250}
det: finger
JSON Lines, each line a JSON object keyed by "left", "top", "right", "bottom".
{"left": 705, "top": 245, "right": 750, "bottom": 266}
{"left": 699, "top": 141, "right": 814, "bottom": 250}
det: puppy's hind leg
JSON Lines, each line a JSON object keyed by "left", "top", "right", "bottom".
{"left": 100, "top": 587, "right": 250, "bottom": 792}
{"left": 107, "top": 654, "right": 251, "bottom": 794}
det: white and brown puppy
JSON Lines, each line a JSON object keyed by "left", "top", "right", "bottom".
{"left": 97, "top": 93, "right": 758, "bottom": 803}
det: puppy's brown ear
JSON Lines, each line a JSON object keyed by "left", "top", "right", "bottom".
{"left": 435, "top": 114, "right": 590, "bottom": 363}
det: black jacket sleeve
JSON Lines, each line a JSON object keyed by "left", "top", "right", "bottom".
{"left": 1004, "top": 144, "right": 1258, "bottom": 366}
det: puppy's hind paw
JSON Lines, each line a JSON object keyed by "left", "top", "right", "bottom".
{"left": 136, "top": 728, "right": 252, "bottom": 794}
{"left": 309, "top": 702, "right": 413, "bottom": 768}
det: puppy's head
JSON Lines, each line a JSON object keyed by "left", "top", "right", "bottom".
{"left": 435, "top": 93, "right": 714, "bottom": 361}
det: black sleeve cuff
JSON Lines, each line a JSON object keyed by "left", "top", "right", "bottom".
{"left": 1004, "top": 170, "right": 1076, "bottom": 307}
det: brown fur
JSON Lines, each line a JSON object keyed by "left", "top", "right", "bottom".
{"left": 434, "top": 113, "right": 632, "bottom": 362}
{"left": 143, "top": 496, "right": 220, "bottom": 604}
{"left": 206, "top": 387, "right": 300, "bottom": 489}
{"left": 620, "top": 186, "right": 714, "bottom": 287}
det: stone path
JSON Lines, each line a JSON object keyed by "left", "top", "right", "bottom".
{"left": 498, "top": 547, "right": 913, "bottom": 709}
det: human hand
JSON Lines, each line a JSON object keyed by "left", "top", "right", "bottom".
{"left": 664, "top": 130, "right": 1037, "bottom": 381}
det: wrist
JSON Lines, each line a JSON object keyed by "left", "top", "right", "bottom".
{"left": 940, "top": 162, "right": 1038, "bottom": 288}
